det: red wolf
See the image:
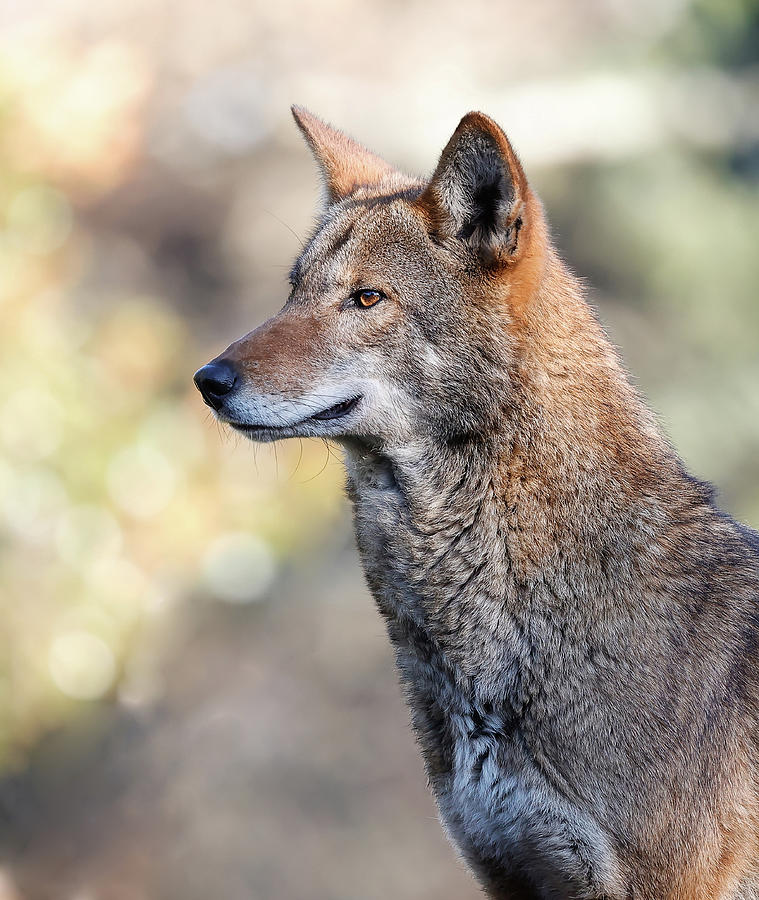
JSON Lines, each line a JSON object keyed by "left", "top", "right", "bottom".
{"left": 195, "top": 107, "right": 759, "bottom": 899}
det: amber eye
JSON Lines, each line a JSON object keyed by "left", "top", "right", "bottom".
{"left": 353, "top": 289, "right": 383, "bottom": 308}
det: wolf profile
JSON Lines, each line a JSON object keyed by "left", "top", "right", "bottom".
{"left": 195, "top": 107, "right": 759, "bottom": 899}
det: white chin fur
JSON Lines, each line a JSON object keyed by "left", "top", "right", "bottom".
{"left": 220, "top": 377, "right": 412, "bottom": 441}
{"left": 222, "top": 381, "right": 363, "bottom": 429}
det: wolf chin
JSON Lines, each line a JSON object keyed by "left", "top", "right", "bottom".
{"left": 194, "top": 107, "right": 759, "bottom": 900}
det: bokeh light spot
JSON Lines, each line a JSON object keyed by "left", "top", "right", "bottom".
{"left": 49, "top": 631, "right": 116, "bottom": 701}
{"left": 107, "top": 443, "right": 177, "bottom": 519}
{"left": 5, "top": 185, "right": 72, "bottom": 256}
{"left": 55, "top": 505, "right": 122, "bottom": 565}
{"left": 0, "top": 387, "right": 64, "bottom": 460}
{"left": 0, "top": 465, "right": 67, "bottom": 542}
{"left": 201, "top": 532, "right": 276, "bottom": 604}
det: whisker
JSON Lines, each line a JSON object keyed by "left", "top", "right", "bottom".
{"left": 262, "top": 208, "right": 303, "bottom": 243}
{"left": 252, "top": 442, "right": 260, "bottom": 477}
{"left": 324, "top": 440, "right": 342, "bottom": 469}
{"left": 290, "top": 438, "right": 304, "bottom": 481}
{"left": 301, "top": 439, "right": 332, "bottom": 483}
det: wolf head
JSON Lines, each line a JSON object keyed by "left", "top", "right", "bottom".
{"left": 194, "top": 107, "right": 548, "bottom": 449}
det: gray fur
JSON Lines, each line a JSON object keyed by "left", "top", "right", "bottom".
{"left": 196, "top": 109, "right": 759, "bottom": 899}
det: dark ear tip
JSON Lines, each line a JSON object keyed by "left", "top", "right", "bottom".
{"left": 291, "top": 105, "right": 325, "bottom": 147}
{"left": 291, "top": 104, "right": 309, "bottom": 125}
{"left": 456, "top": 111, "right": 500, "bottom": 135}
{"left": 291, "top": 105, "right": 327, "bottom": 134}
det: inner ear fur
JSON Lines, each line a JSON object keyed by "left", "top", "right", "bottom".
{"left": 291, "top": 105, "right": 400, "bottom": 204}
{"left": 417, "top": 112, "right": 530, "bottom": 267}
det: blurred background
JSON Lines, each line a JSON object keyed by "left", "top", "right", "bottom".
{"left": 0, "top": 0, "right": 758, "bottom": 897}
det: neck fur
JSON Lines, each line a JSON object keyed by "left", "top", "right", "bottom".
{"left": 344, "top": 242, "right": 712, "bottom": 684}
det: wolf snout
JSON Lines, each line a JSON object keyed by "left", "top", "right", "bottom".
{"left": 194, "top": 359, "right": 238, "bottom": 411}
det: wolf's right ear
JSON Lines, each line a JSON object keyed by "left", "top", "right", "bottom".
{"left": 417, "top": 112, "right": 529, "bottom": 268}
{"left": 291, "top": 106, "right": 398, "bottom": 205}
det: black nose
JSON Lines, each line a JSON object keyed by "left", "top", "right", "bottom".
{"left": 194, "top": 360, "right": 238, "bottom": 410}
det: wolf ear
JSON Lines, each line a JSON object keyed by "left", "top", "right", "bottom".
{"left": 417, "top": 112, "right": 528, "bottom": 267}
{"left": 291, "top": 106, "right": 398, "bottom": 204}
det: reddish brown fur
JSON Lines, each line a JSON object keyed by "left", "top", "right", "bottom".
{"left": 196, "top": 108, "right": 759, "bottom": 899}
{"left": 222, "top": 311, "right": 326, "bottom": 392}
{"left": 292, "top": 106, "right": 408, "bottom": 202}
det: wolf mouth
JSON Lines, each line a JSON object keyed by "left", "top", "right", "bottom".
{"left": 228, "top": 395, "right": 362, "bottom": 436}
{"left": 310, "top": 396, "right": 361, "bottom": 421}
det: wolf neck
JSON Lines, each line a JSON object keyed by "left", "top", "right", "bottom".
{"left": 345, "top": 248, "right": 703, "bottom": 681}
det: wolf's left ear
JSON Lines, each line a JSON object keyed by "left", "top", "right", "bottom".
{"left": 291, "top": 105, "right": 398, "bottom": 204}
{"left": 417, "top": 112, "right": 529, "bottom": 267}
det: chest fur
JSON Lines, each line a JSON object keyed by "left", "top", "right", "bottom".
{"left": 346, "top": 466, "right": 626, "bottom": 898}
